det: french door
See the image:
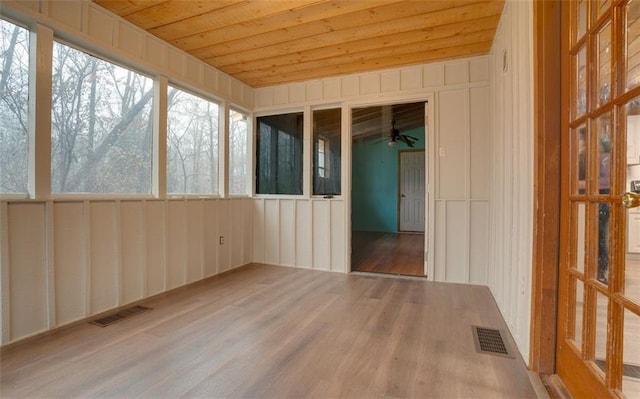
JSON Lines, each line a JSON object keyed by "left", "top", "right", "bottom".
{"left": 558, "top": 1, "right": 640, "bottom": 398}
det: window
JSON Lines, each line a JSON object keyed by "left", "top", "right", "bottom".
{"left": 0, "top": 19, "right": 29, "bottom": 195}
{"left": 51, "top": 42, "right": 153, "bottom": 194}
{"left": 256, "top": 112, "right": 303, "bottom": 195}
{"left": 317, "top": 138, "right": 327, "bottom": 178}
{"left": 167, "top": 86, "right": 219, "bottom": 194}
{"left": 313, "top": 108, "right": 341, "bottom": 195}
{"left": 229, "top": 109, "right": 249, "bottom": 195}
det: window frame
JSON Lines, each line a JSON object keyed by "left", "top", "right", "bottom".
{"left": 316, "top": 136, "right": 329, "bottom": 179}
{"left": 254, "top": 109, "right": 305, "bottom": 197}
{"left": 165, "top": 83, "right": 222, "bottom": 197}
{"left": 49, "top": 37, "right": 156, "bottom": 199}
{"left": 0, "top": 17, "right": 31, "bottom": 199}
{"left": 228, "top": 106, "right": 252, "bottom": 198}
{"left": 0, "top": 15, "right": 254, "bottom": 201}
{"left": 311, "top": 106, "right": 342, "bottom": 197}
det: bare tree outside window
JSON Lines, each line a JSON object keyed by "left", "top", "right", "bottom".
{"left": 51, "top": 42, "right": 153, "bottom": 194}
{"left": 229, "top": 109, "right": 248, "bottom": 195}
{"left": 0, "top": 19, "right": 29, "bottom": 194}
{"left": 167, "top": 86, "right": 219, "bottom": 195}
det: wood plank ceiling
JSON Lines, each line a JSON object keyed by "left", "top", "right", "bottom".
{"left": 94, "top": 0, "right": 505, "bottom": 88}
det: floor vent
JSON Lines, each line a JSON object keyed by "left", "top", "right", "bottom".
{"left": 90, "top": 305, "right": 152, "bottom": 327}
{"left": 472, "top": 326, "right": 515, "bottom": 358}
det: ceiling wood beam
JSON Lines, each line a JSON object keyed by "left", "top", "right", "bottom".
{"left": 217, "top": 15, "right": 500, "bottom": 73}
{"left": 235, "top": 31, "right": 494, "bottom": 83}
{"left": 247, "top": 41, "right": 492, "bottom": 87}
{"left": 117, "top": 0, "right": 245, "bottom": 30}
{"left": 147, "top": 0, "right": 321, "bottom": 41}
{"left": 189, "top": 1, "right": 500, "bottom": 59}
{"left": 172, "top": 0, "right": 407, "bottom": 52}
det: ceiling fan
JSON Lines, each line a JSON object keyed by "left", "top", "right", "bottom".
{"left": 384, "top": 119, "right": 418, "bottom": 148}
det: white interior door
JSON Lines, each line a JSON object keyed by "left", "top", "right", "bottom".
{"left": 399, "top": 151, "right": 425, "bottom": 232}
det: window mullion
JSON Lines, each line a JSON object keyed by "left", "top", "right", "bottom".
{"left": 154, "top": 76, "right": 168, "bottom": 198}
{"left": 303, "top": 105, "right": 312, "bottom": 198}
{"left": 29, "top": 24, "right": 53, "bottom": 199}
{"left": 219, "top": 101, "right": 229, "bottom": 198}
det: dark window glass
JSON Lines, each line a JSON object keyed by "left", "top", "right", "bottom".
{"left": 256, "top": 113, "right": 303, "bottom": 194}
{"left": 313, "top": 108, "right": 341, "bottom": 195}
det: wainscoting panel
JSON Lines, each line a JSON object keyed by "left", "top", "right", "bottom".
{"left": 279, "top": 200, "right": 296, "bottom": 267}
{"left": 203, "top": 199, "right": 219, "bottom": 277}
{"left": 444, "top": 200, "right": 469, "bottom": 283}
{"left": 216, "top": 199, "right": 231, "bottom": 273}
{"left": 252, "top": 198, "right": 346, "bottom": 272}
{"left": 146, "top": 200, "right": 167, "bottom": 296}
{"left": 295, "top": 200, "right": 313, "bottom": 269}
{"left": 330, "top": 200, "right": 346, "bottom": 273}
{"left": 53, "top": 202, "right": 86, "bottom": 326}
{"left": 312, "top": 201, "right": 331, "bottom": 271}
{"left": 264, "top": 199, "right": 280, "bottom": 266}
{"left": 252, "top": 199, "right": 265, "bottom": 264}
{"left": 7, "top": 203, "right": 48, "bottom": 340}
{"left": 167, "top": 201, "right": 188, "bottom": 290}
{"left": 433, "top": 199, "right": 490, "bottom": 285}
{"left": 229, "top": 200, "right": 244, "bottom": 270}
{"left": 241, "top": 199, "right": 253, "bottom": 266}
{"left": 434, "top": 200, "right": 447, "bottom": 281}
{"left": 89, "top": 201, "right": 119, "bottom": 315}
{"left": 120, "top": 201, "right": 145, "bottom": 306}
{"left": 0, "top": 198, "right": 252, "bottom": 345}
{"left": 469, "top": 201, "right": 490, "bottom": 285}
{"left": 186, "top": 200, "right": 204, "bottom": 284}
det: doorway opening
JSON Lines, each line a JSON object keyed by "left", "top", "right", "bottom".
{"left": 350, "top": 101, "right": 426, "bottom": 277}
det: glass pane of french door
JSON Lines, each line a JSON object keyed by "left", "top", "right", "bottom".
{"left": 558, "top": 1, "right": 640, "bottom": 398}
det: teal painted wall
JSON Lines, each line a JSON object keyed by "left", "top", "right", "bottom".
{"left": 351, "top": 127, "right": 425, "bottom": 232}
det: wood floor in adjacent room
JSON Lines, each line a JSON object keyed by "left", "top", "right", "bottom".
{"left": 0, "top": 264, "right": 538, "bottom": 399}
{"left": 352, "top": 231, "right": 425, "bottom": 277}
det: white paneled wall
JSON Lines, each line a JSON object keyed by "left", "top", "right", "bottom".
{"left": 1, "top": 0, "right": 253, "bottom": 109}
{"left": 252, "top": 199, "right": 346, "bottom": 273}
{"left": 433, "top": 86, "right": 491, "bottom": 284}
{"left": 0, "top": 198, "right": 252, "bottom": 344}
{"left": 254, "top": 56, "right": 491, "bottom": 284}
{"left": 254, "top": 56, "right": 490, "bottom": 111}
{"left": 488, "top": 0, "right": 534, "bottom": 362}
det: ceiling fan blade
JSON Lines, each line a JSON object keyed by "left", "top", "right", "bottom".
{"left": 397, "top": 136, "right": 415, "bottom": 148}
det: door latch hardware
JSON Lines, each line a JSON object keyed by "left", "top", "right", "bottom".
{"left": 622, "top": 192, "right": 640, "bottom": 209}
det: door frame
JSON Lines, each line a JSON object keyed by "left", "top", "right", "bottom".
{"left": 529, "top": 0, "right": 562, "bottom": 378}
{"left": 397, "top": 149, "right": 426, "bottom": 233}
{"left": 344, "top": 97, "right": 434, "bottom": 279}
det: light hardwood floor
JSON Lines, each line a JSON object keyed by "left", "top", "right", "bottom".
{"left": 0, "top": 264, "right": 537, "bottom": 399}
{"left": 352, "top": 231, "right": 425, "bottom": 277}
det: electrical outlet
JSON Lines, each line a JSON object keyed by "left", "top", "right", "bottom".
{"left": 219, "top": 236, "right": 224, "bottom": 245}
